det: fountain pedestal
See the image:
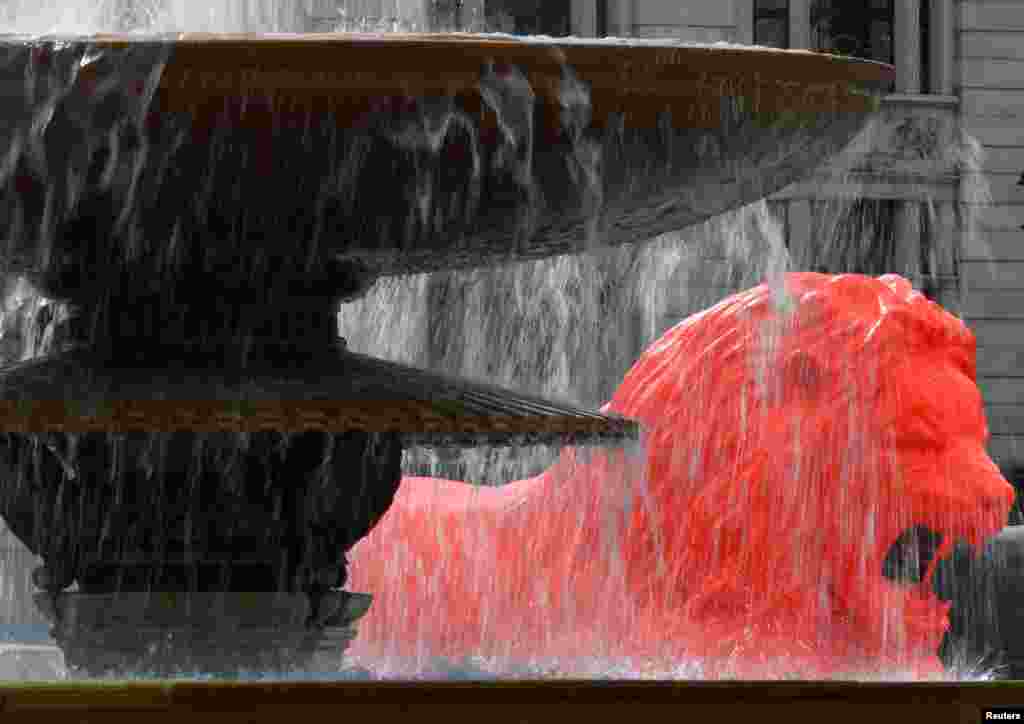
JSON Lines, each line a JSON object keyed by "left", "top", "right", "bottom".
{"left": 1, "top": 424, "right": 401, "bottom": 676}
{"left": 34, "top": 591, "right": 370, "bottom": 677}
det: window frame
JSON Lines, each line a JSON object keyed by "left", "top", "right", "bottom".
{"left": 596, "top": 0, "right": 608, "bottom": 37}
{"left": 809, "top": 0, "right": 895, "bottom": 65}
{"left": 753, "top": 0, "right": 790, "bottom": 48}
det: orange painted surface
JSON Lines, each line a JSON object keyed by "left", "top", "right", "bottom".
{"left": 348, "top": 273, "right": 1014, "bottom": 677}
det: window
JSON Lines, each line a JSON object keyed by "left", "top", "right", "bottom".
{"left": 811, "top": 0, "right": 894, "bottom": 64}
{"left": 485, "top": 0, "right": 571, "bottom": 36}
{"left": 920, "top": 0, "right": 932, "bottom": 94}
{"left": 429, "top": 0, "right": 463, "bottom": 30}
{"left": 597, "top": 0, "right": 608, "bottom": 37}
{"left": 754, "top": 0, "right": 789, "bottom": 48}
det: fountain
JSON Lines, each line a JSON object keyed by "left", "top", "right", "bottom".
{"left": 0, "top": 5, "right": 898, "bottom": 680}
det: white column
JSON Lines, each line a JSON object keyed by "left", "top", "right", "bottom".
{"left": 931, "top": 0, "right": 955, "bottom": 96}
{"left": 611, "top": 0, "right": 632, "bottom": 36}
{"left": 893, "top": 201, "right": 923, "bottom": 284}
{"left": 789, "top": 0, "right": 811, "bottom": 49}
{"left": 931, "top": 201, "right": 961, "bottom": 310}
{"left": 734, "top": 0, "right": 753, "bottom": 45}
{"left": 573, "top": 0, "right": 597, "bottom": 37}
{"left": 459, "top": 0, "right": 485, "bottom": 31}
{"left": 895, "top": 0, "right": 922, "bottom": 94}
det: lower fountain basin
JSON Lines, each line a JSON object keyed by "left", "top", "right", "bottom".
{"left": 35, "top": 591, "right": 367, "bottom": 678}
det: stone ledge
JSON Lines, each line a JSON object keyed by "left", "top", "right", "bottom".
{"left": 0, "top": 681, "right": 1015, "bottom": 723}
{"left": 884, "top": 93, "right": 961, "bottom": 108}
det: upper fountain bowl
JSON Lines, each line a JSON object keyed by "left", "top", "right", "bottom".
{"left": 0, "top": 33, "right": 894, "bottom": 305}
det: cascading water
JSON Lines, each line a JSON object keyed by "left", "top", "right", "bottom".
{"left": 346, "top": 271, "right": 1016, "bottom": 680}
{"left": 0, "top": 0, "right": 1007, "bottom": 684}
{"left": 347, "top": 111, "right": 996, "bottom": 486}
{"left": 344, "top": 201, "right": 790, "bottom": 484}
{"left": 0, "top": 0, "right": 479, "bottom": 34}
{"left": 338, "top": 102, "right": 1012, "bottom": 679}
{"left": 0, "top": 0, "right": 310, "bottom": 34}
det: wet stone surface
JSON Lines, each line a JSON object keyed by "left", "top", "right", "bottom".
{"left": 0, "top": 430, "right": 402, "bottom": 596}
{"left": 35, "top": 591, "right": 367, "bottom": 678}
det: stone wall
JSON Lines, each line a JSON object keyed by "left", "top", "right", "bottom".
{"left": 303, "top": 0, "right": 487, "bottom": 31}
{"left": 958, "top": 0, "right": 1024, "bottom": 467}
{"left": 631, "top": 0, "right": 736, "bottom": 41}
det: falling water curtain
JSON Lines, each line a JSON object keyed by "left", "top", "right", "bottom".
{"left": 813, "top": 198, "right": 900, "bottom": 277}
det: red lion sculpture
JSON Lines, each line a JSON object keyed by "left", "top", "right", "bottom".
{"left": 348, "top": 273, "right": 1014, "bottom": 678}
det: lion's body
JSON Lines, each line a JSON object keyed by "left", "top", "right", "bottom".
{"left": 347, "top": 273, "right": 1014, "bottom": 677}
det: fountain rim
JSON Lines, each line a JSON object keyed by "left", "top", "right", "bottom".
{"left": 0, "top": 343, "right": 640, "bottom": 445}
{"left": 73, "top": 30, "right": 884, "bottom": 55}
{"left": 0, "top": 31, "right": 896, "bottom": 85}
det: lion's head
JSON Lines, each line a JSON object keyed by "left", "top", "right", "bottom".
{"left": 607, "top": 272, "right": 1014, "bottom": 675}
